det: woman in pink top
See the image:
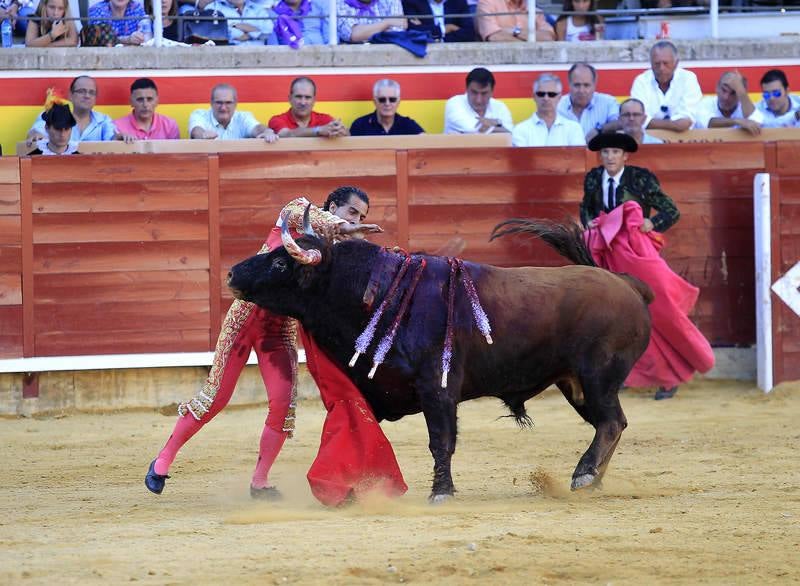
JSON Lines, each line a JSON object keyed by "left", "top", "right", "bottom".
{"left": 114, "top": 78, "right": 181, "bottom": 142}
{"left": 476, "top": 0, "right": 555, "bottom": 42}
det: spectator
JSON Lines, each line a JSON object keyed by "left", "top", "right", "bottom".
{"left": 630, "top": 40, "right": 702, "bottom": 133}
{"left": 267, "top": 0, "right": 328, "bottom": 46}
{"left": 555, "top": 0, "right": 604, "bottom": 42}
{"left": 268, "top": 77, "right": 348, "bottom": 138}
{"left": 512, "top": 73, "right": 586, "bottom": 147}
{"left": 350, "top": 79, "right": 425, "bottom": 136}
{"left": 694, "top": 71, "right": 763, "bottom": 135}
{"left": 25, "top": 0, "right": 78, "bottom": 46}
{"left": 207, "top": 0, "right": 274, "bottom": 44}
{"left": 402, "top": 0, "right": 475, "bottom": 42}
{"left": 619, "top": 98, "right": 663, "bottom": 144}
{"left": 444, "top": 67, "right": 513, "bottom": 134}
{"left": 189, "top": 83, "right": 278, "bottom": 142}
{"left": 114, "top": 78, "right": 181, "bottom": 141}
{"left": 581, "top": 132, "right": 714, "bottom": 400}
{"left": 0, "top": 0, "right": 20, "bottom": 34}
{"left": 27, "top": 76, "right": 117, "bottom": 146}
{"left": 336, "top": 0, "right": 407, "bottom": 44}
{"left": 30, "top": 95, "right": 80, "bottom": 156}
{"left": 476, "top": 0, "right": 555, "bottom": 42}
{"left": 88, "top": 0, "right": 148, "bottom": 45}
{"left": 144, "top": 0, "right": 180, "bottom": 41}
{"left": 756, "top": 69, "right": 800, "bottom": 128}
{"left": 557, "top": 62, "right": 619, "bottom": 142}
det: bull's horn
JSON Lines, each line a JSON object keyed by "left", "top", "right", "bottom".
{"left": 302, "top": 204, "right": 318, "bottom": 238}
{"left": 281, "top": 211, "right": 322, "bottom": 266}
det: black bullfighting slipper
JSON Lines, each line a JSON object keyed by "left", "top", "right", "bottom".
{"left": 145, "top": 459, "right": 170, "bottom": 494}
{"left": 654, "top": 386, "right": 678, "bottom": 400}
{"left": 250, "top": 485, "right": 283, "bottom": 501}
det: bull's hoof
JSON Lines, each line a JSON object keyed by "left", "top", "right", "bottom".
{"left": 570, "top": 473, "right": 597, "bottom": 491}
{"left": 429, "top": 493, "right": 454, "bottom": 505}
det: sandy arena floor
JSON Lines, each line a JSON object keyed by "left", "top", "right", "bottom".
{"left": 1, "top": 379, "right": 799, "bottom": 585}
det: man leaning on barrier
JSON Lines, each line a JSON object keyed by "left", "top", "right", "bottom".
{"left": 269, "top": 76, "right": 348, "bottom": 138}
{"left": 693, "top": 71, "right": 763, "bottom": 135}
{"left": 511, "top": 73, "right": 585, "bottom": 147}
{"left": 189, "top": 83, "right": 279, "bottom": 142}
{"left": 756, "top": 69, "right": 800, "bottom": 129}
{"left": 630, "top": 40, "right": 702, "bottom": 133}
{"left": 444, "top": 67, "right": 513, "bottom": 134}
{"left": 557, "top": 62, "right": 620, "bottom": 142}
{"left": 115, "top": 78, "right": 181, "bottom": 142}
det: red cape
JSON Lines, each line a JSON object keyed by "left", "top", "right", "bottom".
{"left": 301, "top": 329, "right": 408, "bottom": 506}
{"left": 584, "top": 201, "right": 715, "bottom": 388}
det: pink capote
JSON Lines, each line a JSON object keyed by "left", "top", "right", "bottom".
{"left": 583, "top": 201, "right": 715, "bottom": 388}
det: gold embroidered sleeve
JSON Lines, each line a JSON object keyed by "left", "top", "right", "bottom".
{"left": 281, "top": 197, "right": 346, "bottom": 233}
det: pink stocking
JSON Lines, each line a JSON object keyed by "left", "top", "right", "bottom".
{"left": 154, "top": 414, "right": 204, "bottom": 476}
{"left": 251, "top": 426, "right": 288, "bottom": 488}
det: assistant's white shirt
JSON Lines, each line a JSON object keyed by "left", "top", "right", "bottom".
{"left": 443, "top": 93, "right": 514, "bottom": 134}
{"left": 188, "top": 108, "right": 261, "bottom": 139}
{"left": 693, "top": 95, "right": 764, "bottom": 129}
{"left": 511, "top": 113, "right": 586, "bottom": 147}
{"left": 630, "top": 67, "right": 703, "bottom": 127}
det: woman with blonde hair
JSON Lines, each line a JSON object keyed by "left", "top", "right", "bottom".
{"left": 25, "top": 0, "right": 78, "bottom": 46}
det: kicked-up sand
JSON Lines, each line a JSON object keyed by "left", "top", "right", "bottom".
{"left": 1, "top": 379, "right": 798, "bottom": 585}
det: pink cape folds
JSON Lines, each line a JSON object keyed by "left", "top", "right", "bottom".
{"left": 583, "top": 201, "right": 715, "bottom": 388}
{"left": 301, "top": 329, "right": 408, "bottom": 506}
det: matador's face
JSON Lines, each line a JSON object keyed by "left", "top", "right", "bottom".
{"left": 600, "top": 147, "right": 628, "bottom": 176}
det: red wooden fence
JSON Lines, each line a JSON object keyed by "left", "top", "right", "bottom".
{"left": 1, "top": 143, "right": 797, "bottom": 381}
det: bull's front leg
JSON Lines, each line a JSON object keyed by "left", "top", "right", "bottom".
{"left": 419, "top": 381, "right": 459, "bottom": 504}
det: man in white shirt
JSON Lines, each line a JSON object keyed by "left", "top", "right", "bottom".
{"left": 557, "top": 62, "right": 620, "bottom": 142}
{"left": 756, "top": 69, "right": 800, "bottom": 128}
{"left": 630, "top": 40, "right": 702, "bottom": 133}
{"left": 694, "top": 71, "right": 762, "bottom": 135}
{"left": 443, "top": 67, "right": 513, "bottom": 134}
{"left": 511, "top": 73, "right": 586, "bottom": 147}
{"left": 189, "top": 84, "right": 278, "bottom": 141}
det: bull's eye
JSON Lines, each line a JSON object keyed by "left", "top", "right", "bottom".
{"left": 272, "top": 257, "right": 288, "bottom": 272}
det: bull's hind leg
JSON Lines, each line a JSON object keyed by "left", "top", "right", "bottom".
{"left": 558, "top": 377, "right": 627, "bottom": 491}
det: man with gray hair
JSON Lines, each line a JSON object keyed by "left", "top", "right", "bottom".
{"left": 189, "top": 84, "right": 278, "bottom": 142}
{"left": 694, "top": 71, "right": 762, "bottom": 135}
{"left": 557, "top": 62, "right": 620, "bottom": 142}
{"left": 350, "top": 79, "right": 425, "bottom": 136}
{"left": 512, "top": 73, "right": 586, "bottom": 147}
{"left": 619, "top": 98, "right": 663, "bottom": 145}
{"left": 630, "top": 40, "right": 702, "bottom": 133}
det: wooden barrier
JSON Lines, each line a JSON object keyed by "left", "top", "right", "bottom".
{"left": 2, "top": 141, "right": 798, "bottom": 382}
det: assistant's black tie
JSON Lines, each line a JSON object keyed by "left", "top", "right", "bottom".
{"left": 607, "top": 177, "right": 616, "bottom": 211}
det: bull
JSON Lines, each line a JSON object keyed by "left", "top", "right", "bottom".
{"left": 227, "top": 214, "right": 653, "bottom": 502}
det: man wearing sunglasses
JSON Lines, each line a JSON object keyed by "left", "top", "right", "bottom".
{"left": 693, "top": 71, "right": 762, "bottom": 135}
{"left": 756, "top": 69, "right": 800, "bottom": 128}
{"left": 511, "top": 73, "right": 585, "bottom": 147}
{"left": 350, "top": 79, "right": 425, "bottom": 136}
{"left": 269, "top": 76, "right": 348, "bottom": 138}
{"left": 630, "top": 40, "right": 702, "bottom": 133}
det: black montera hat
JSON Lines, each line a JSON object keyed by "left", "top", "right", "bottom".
{"left": 588, "top": 131, "right": 638, "bottom": 153}
{"left": 41, "top": 103, "right": 77, "bottom": 130}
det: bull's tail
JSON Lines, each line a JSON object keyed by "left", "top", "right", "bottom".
{"left": 489, "top": 218, "right": 654, "bottom": 305}
{"left": 490, "top": 218, "right": 597, "bottom": 267}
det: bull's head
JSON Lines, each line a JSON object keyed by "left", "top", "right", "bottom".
{"left": 226, "top": 207, "right": 330, "bottom": 317}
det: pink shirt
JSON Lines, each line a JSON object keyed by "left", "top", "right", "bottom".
{"left": 114, "top": 112, "right": 180, "bottom": 140}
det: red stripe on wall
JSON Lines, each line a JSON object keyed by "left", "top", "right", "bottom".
{"left": 2, "top": 65, "right": 799, "bottom": 106}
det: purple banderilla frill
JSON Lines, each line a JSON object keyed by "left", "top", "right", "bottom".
{"left": 351, "top": 252, "right": 493, "bottom": 388}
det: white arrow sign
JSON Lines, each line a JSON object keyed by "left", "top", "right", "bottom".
{"left": 772, "top": 261, "right": 800, "bottom": 318}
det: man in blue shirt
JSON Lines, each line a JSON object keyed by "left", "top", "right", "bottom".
{"left": 557, "top": 62, "right": 620, "bottom": 142}
{"left": 26, "top": 76, "right": 118, "bottom": 147}
{"left": 350, "top": 79, "right": 425, "bottom": 136}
